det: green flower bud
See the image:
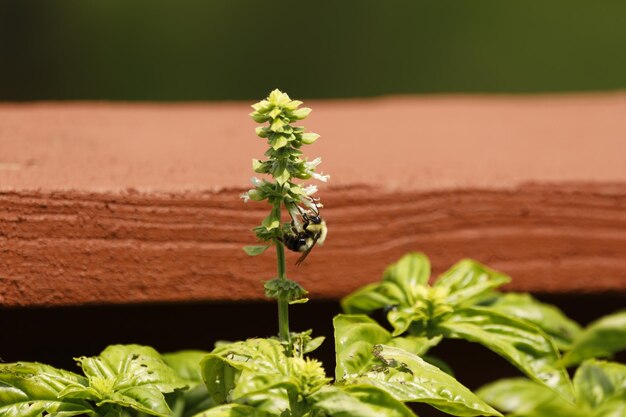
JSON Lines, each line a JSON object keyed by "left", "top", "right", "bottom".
{"left": 301, "top": 133, "right": 320, "bottom": 144}
{"left": 250, "top": 112, "right": 270, "bottom": 123}
{"left": 288, "top": 107, "right": 312, "bottom": 121}
{"left": 255, "top": 126, "right": 269, "bottom": 138}
{"left": 268, "top": 89, "right": 291, "bottom": 107}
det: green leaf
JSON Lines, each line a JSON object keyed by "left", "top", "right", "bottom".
{"left": 573, "top": 360, "right": 626, "bottom": 409}
{"left": 563, "top": 310, "right": 626, "bottom": 367}
{"left": 488, "top": 293, "right": 582, "bottom": 351}
{"left": 422, "top": 356, "right": 455, "bottom": 377}
{"left": 243, "top": 245, "right": 270, "bottom": 256}
{"left": 162, "top": 351, "right": 209, "bottom": 385}
{"left": 191, "top": 403, "right": 275, "bottom": 417}
{"left": 290, "top": 330, "right": 324, "bottom": 357}
{"left": 0, "top": 362, "right": 95, "bottom": 417}
{"left": 477, "top": 378, "right": 584, "bottom": 417}
{"left": 438, "top": 307, "right": 574, "bottom": 401}
{"left": 65, "top": 344, "right": 188, "bottom": 417}
{"left": 333, "top": 314, "right": 440, "bottom": 381}
{"left": 341, "top": 282, "right": 398, "bottom": 315}
{"left": 202, "top": 338, "right": 329, "bottom": 414}
{"left": 341, "top": 253, "right": 431, "bottom": 315}
{"left": 351, "top": 345, "right": 502, "bottom": 417}
{"left": 311, "top": 385, "right": 417, "bottom": 417}
{"left": 594, "top": 399, "right": 626, "bottom": 417}
{"left": 334, "top": 315, "right": 392, "bottom": 380}
{"left": 383, "top": 252, "right": 431, "bottom": 305}
{"left": 434, "top": 259, "right": 510, "bottom": 307}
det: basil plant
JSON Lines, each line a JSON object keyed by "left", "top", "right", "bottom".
{"left": 478, "top": 310, "right": 626, "bottom": 417}
{"left": 478, "top": 359, "right": 626, "bottom": 417}
{"left": 341, "top": 252, "right": 576, "bottom": 401}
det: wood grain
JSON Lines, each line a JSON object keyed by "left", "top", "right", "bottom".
{"left": 1, "top": 184, "right": 625, "bottom": 307}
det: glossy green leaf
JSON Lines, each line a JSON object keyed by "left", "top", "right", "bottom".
{"left": 163, "top": 351, "right": 209, "bottom": 385}
{"left": 488, "top": 293, "right": 582, "bottom": 350}
{"left": 477, "top": 378, "right": 584, "bottom": 417}
{"left": 191, "top": 403, "right": 275, "bottom": 417}
{"left": 433, "top": 260, "right": 510, "bottom": 307}
{"left": 382, "top": 252, "right": 431, "bottom": 300}
{"left": 311, "top": 385, "right": 416, "bottom": 417}
{"left": 334, "top": 315, "right": 392, "bottom": 380}
{"left": 422, "top": 356, "right": 455, "bottom": 377}
{"left": 594, "top": 399, "right": 626, "bottom": 417}
{"left": 333, "top": 314, "right": 440, "bottom": 381}
{"left": 340, "top": 282, "right": 398, "bottom": 315}
{"left": 350, "top": 345, "right": 501, "bottom": 417}
{"left": 62, "top": 344, "right": 188, "bottom": 417}
{"left": 573, "top": 360, "right": 626, "bottom": 409}
{"left": 243, "top": 246, "right": 270, "bottom": 256}
{"left": 563, "top": 310, "right": 626, "bottom": 367}
{"left": 0, "top": 362, "right": 95, "bottom": 417}
{"left": 439, "top": 307, "right": 574, "bottom": 401}
{"left": 341, "top": 253, "right": 431, "bottom": 315}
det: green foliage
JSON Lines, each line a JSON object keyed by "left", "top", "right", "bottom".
{"left": 62, "top": 345, "right": 188, "bottom": 417}
{"left": 478, "top": 359, "right": 626, "bottom": 417}
{"left": 485, "top": 293, "right": 582, "bottom": 351}
{"left": 333, "top": 315, "right": 500, "bottom": 417}
{"left": 439, "top": 308, "right": 572, "bottom": 400}
{"left": 562, "top": 310, "right": 626, "bottom": 367}
{"left": 243, "top": 246, "right": 271, "bottom": 257}
{"left": 199, "top": 337, "right": 423, "bottom": 417}
{"left": 0, "top": 362, "right": 95, "bottom": 417}
{"left": 342, "top": 252, "right": 574, "bottom": 400}
{"left": 333, "top": 315, "right": 440, "bottom": 381}
{"left": 162, "top": 351, "right": 208, "bottom": 386}
{"left": 0, "top": 345, "right": 188, "bottom": 417}
{"left": 311, "top": 385, "right": 417, "bottom": 417}
{"left": 264, "top": 279, "right": 308, "bottom": 304}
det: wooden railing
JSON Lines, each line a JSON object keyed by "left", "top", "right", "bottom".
{"left": 1, "top": 94, "right": 625, "bottom": 306}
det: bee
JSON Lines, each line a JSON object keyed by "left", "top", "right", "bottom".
{"left": 283, "top": 200, "right": 327, "bottom": 265}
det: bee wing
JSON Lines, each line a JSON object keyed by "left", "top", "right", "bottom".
{"left": 295, "top": 233, "right": 321, "bottom": 266}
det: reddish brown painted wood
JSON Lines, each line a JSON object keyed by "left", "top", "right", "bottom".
{"left": 1, "top": 95, "right": 625, "bottom": 306}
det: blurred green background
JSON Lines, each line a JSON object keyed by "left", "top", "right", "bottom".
{"left": 1, "top": 0, "right": 625, "bottom": 101}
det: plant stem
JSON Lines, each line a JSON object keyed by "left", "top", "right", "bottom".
{"left": 276, "top": 240, "right": 292, "bottom": 355}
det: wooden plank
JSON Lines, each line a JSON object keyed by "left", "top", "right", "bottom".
{"left": 1, "top": 95, "right": 625, "bottom": 306}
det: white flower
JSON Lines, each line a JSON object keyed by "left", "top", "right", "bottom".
{"left": 303, "top": 185, "right": 318, "bottom": 196}
{"left": 302, "top": 197, "right": 323, "bottom": 212}
{"left": 304, "top": 157, "right": 329, "bottom": 183}
{"left": 304, "top": 157, "right": 322, "bottom": 170}
{"left": 240, "top": 192, "right": 251, "bottom": 203}
{"left": 312, "top": 172, "right": 330, "bottom": 182}
{"left": 250, "top": 177, "right": 263, "bottom": 187}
